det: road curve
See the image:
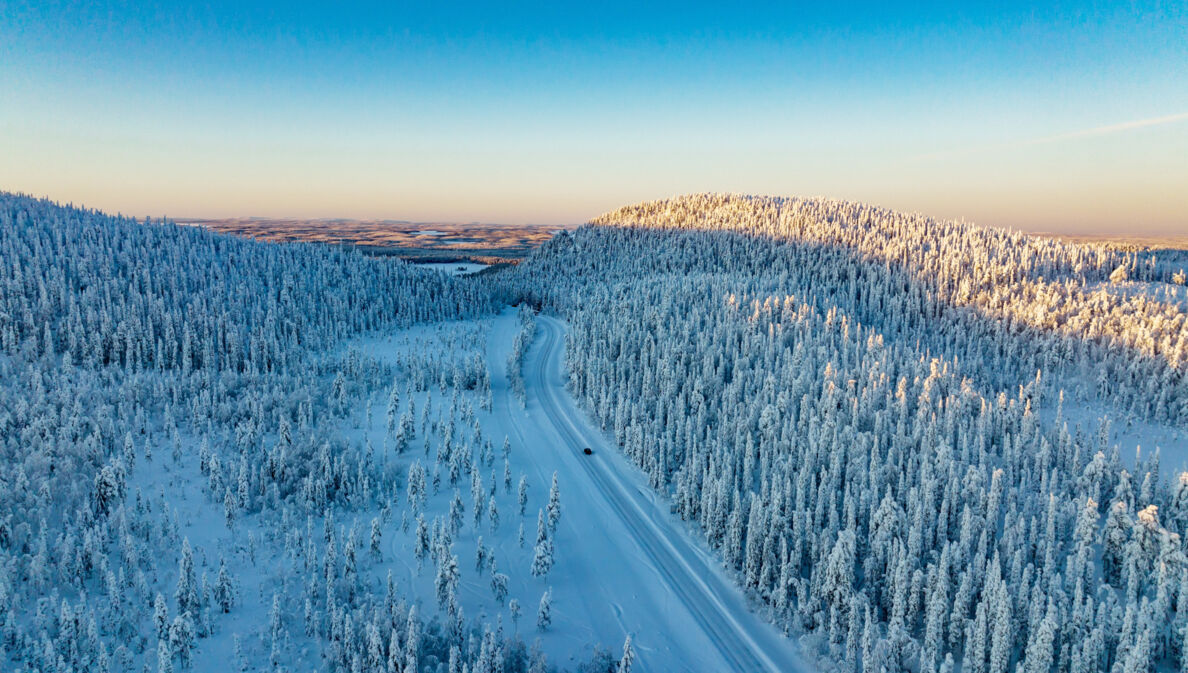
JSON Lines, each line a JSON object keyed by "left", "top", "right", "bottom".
{"left": 527, "top": 315, "right": 808, "bottom": 673}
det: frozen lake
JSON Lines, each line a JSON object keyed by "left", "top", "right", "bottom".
{"left": 414, "top": 261, "right": 489, "bottom": 276}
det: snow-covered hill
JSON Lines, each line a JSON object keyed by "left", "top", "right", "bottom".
{"left": 502, "top": 194, "right": 1188, "bottom": 672}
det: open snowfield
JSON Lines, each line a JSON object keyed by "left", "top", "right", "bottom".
{"left": 1090, "top": 279, "right": 1188, "bottom": 309}
{"left": 330, "top": 308, "right": 805, "bottom": 671}
{"left": 1053, "top": 394, "right": 1188, "bottom": 474}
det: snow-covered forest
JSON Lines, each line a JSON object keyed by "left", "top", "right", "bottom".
{"left": 3, "top": 190, "right": 1187, "bottom": 672}
{"left": 500, "top": 194, "right": 1188, "bottom": 672}
{"left": 0, "top": 193, "right": 621, "bottom": 673}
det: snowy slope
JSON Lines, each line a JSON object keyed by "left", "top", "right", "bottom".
{"left": 502, "top": 197, "right": 1188, "bottom": 673}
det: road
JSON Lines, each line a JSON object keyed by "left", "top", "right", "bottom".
{"left": 517, "top": 315, "right": 807, "bottom": 673}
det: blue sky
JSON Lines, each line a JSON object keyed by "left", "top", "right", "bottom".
{"left": 2, "top": 1, "right": 1186, "bottom": 233}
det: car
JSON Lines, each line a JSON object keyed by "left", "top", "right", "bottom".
{"left": 582, "top": 447, "right": 593, "bottom": 455}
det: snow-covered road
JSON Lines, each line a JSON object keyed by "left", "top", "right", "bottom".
{"left": 516, "top": 315, "right": 807, "bottom": 673}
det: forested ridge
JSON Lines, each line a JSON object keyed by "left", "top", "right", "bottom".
{"left": 0, "top": 194, "right": 581, "bottom": 673}
{"left": 593, "top": 195, "right": 1187, "bottom": 378}
{"left": 0, "top": 194, "right": 493, "bottom": 373}
{"left": 503, "top": 194, "right": 1188, "bottom": 672}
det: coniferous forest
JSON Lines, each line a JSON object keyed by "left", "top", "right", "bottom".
{"left": 2, "top": 192, "right": 1187, "bottom": 672}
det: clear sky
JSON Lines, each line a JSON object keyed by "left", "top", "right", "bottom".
{"left": 2, "top": 1, "right": 1186, "bottom": 234}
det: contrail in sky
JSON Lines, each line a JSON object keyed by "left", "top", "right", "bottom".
{"left": 917, "top": 111, "right": 1188, "bottom": 161}
{"left": 1031, "top": 111, "right": 1188, "bottom": 144}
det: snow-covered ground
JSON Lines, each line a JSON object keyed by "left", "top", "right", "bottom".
{"left": 128, "top": 439, "right": 286, "bottom": 671}
{"left": 1088, "top": 279, "right": 1188, "bottom": 308}
{"left": 1052, "top": 396, "right": 1188, "bottom": 474}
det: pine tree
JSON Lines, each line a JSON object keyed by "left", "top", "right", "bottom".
{"left": 617, "top": 634, "right": 636, "bottom": 673}
{"left": 386, "top": 382, "right": 400, "bottom": 440}
{"left": 537, "top": 589, "right": 552, "bottom": 631}
{"left": 168, "top": 613, "right": 195, "bottom": 669}
{"left": 988, "top": 578, "right": 1012, "bottom": 673}
{"left": 1021, "top": 602, "right": 1056, "bottom": 673}
{"left": 492, "top": 571, "right": 509, "bottom": 606}
{"left": 370, "top": 517, "right": 383, "bottom": 560}
{"left": 158, "top": 638, "right": 174, "bottom": 673}
{"left": 518, "top": 476, "right": 529, "bottom": 516}
{"left": 531, "top": 533, "right": 555, "bottom": 578}
{"left": 1103, "top": 501, "right": 1130, "bottom": 585}
{"left": 414, "top": 514, "right": 429, "bottom": 569}
{"left": 224, "top": 488, "right": 236, "bottom": 529}
{"left": 214, "top": 558, "right": 234, "bottom": 613}
{"left": 405, "top": 606, "right": 420, "bottom": 673}
{"left": 435, "top": 553, "right": 460, "bottom": 614}
{"left": 449, "top": 490, "right": 465, "bottom": 534}
{"left": 388, "top": 628, "right": 403, "bottom": 673}
{"left": 546, "top": 472, "right": 561, "bottom": 531}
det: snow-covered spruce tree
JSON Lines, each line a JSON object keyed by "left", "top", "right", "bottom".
{"left": 617, "top": 634, "right": 635, "bottom": 673}
{"left": 507, "top": 303, "right": 538, "bottom": 407}
{"left": 536, "top": 588, "right": 553, "bottom": 631}
{"left": 531, "top": 509, "right": 556, "bottom": 578}
{"left": 546, "top": 472, "right": 561, "bottom": 531}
